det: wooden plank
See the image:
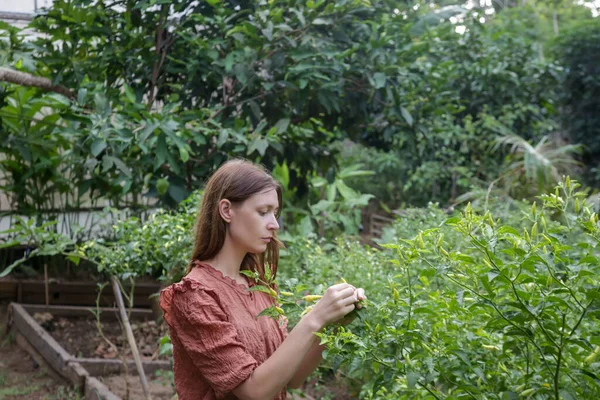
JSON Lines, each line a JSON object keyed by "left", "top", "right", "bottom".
{"left": 21, "top": 304, "right": 154, "bottom": 320}
{"left": 0, "top": 281, "right": 17, "bottom": 300}
{"left": 65, "top": 360, "right": 91, "bottom": 391}
{"left": 10, "top": 303, "right": 73, "bottom": 374}
{"left": 77, "top": 358, "right": 171, "bottom": 377}
{"left": 0, "top": 279, "right": 160, "bottom": 307}
{"left": 369, "top": 212, "right": 395, "bottom": 237}
{"left": 10, "top": 302, "right": 171, "bottom": 400}
{"left": 85, "top": 377, "right": 121, "bottom": 400}
{"left": 14, "top": 332, "right": 67, "bottom": 384}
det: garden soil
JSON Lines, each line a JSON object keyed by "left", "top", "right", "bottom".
{"left": 38, "top": 313, "right": 168, "bottom": 360}
{"left": 100, "top": 374, "right": 174, "bottom": 400}
{"left": 0, "top": 302, "right": 80, "bottom": 399}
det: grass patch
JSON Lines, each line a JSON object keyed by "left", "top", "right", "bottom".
{"left": 47, "top": 385, "right": 83, "bottom": 400}
{"left": 0, "top": 385, "right": 40, "bottom": 399}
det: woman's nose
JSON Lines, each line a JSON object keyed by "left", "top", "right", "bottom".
{"left": 268, "top": 214, "right": 280, "bottom": 230}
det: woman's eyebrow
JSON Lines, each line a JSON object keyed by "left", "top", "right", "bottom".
{"left": 259, "top": 204, "right": 280, "bottom": 211}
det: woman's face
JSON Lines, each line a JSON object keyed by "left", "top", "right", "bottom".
{"left": 228, "top": 189, "right": 280, "bottom": 254}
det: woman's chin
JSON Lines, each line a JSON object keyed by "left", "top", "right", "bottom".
{"left": 246, "top": 245, "right": 268, "bottom": 254}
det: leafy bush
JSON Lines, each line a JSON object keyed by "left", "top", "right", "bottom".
{"left": 281, "top": 179, "right": 599, "bottom": 399}
{"left": 553, "top": 20, "right": 600, "bottom": 187}
{"left": 79, "top": 192, "right": 200, "bottom": 283}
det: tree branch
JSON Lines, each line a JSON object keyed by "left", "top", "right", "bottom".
{"left": 0, "top": 67, "right": 75, "bottom": 98}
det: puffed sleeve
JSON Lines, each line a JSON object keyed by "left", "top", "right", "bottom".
{"left": 160, "top": 285, "right": 259, "bottom": 399}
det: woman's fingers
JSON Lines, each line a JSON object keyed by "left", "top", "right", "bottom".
{"left": 315, "top": 283, "right": 368, "bottom": 325}
{"left": 327, "top": 283, "right": 352, "bottom": 292}
{"left": 335, "top": 286, "right": 355, "bottom": 299}
{"left": 356, "top": 288, "right": 366, "bottom": 301}
{"left": 339, "top": 293, "right": 359, "bottom": 307}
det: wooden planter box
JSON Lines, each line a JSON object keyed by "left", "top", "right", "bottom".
{"left": 0, "top": 279, "right": 161, "bottom": 308}
{"left": 7, "top": 303, "right": 170, "bottom": 400}
{"left": 8, "top": 303, "right": 315, "bottom": 400}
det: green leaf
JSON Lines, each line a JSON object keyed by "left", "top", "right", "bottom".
{"left": 105, "top": 156, "right": 132, "bottom": 177}
{"left": 310, "top": 200, "right": 334, "bottom": 214}
{"left": 0, "top": 240, "right": 21, "bottom": 249}
{"left": 272, "top": 162, "right": 289, "bottom": 189}
{"left": 91, "top": 139, "right": 107, "bottom": 157}
{"left": 498, "top": 226, "right": 522, "bottom": 237}
{"left": 156, "top": 178, "right": 169, "bottom": 196}
{"left": 262, "top": 21, "right": 273, "bottom": 41}
{"left": 46, "top": 92, "right": 71, "bottom": 106}
{"left": 311, "top": 176, "right": 327, "bottom": 188}
{"left": 168, "top": 184, "right": 188, "bottom": 203}
{"left": 179, "top": 146, "right": 189, "bottom": 163}
{"left": 77, "top": 88, "right": 88, "bottom": 104}
{"left": 312, "top": 18, "right": 332, "bottom": 25}
{"left": 217, "top": 129, "right": 229, "bottom": 148}
{"left": 274, "top": 118, "right": 290, "bottom": 134}
{"left": 248, "top": 138, "right": 269, "bottom": 156}
{"left": 140, "top": 121, "right": 158, "bottom": 143}
{"left": 248, "top": 285, "right": 273, "bottom": 294}
{"left": 256, "top": 305, "right": 279, "bottom": 318}
{"left": 124, "top": 85, "right": 136, "bottom": 103}
{"left": 298, "top": 216, "right": 314, "bottom": 236}
{"left": 401, "top": 106, "right": 413, "bottom": 126}
{"left": 406, "top": 371, "right": 419, "bottom": 389}
{"left": 327, "top": 184, "right": 337, "bottom": 202}
{"left": 336, "top": 181, "right": 358, "bottom": 200}
{"left": 372, "top": 72, "right": 386, "bottom": 89}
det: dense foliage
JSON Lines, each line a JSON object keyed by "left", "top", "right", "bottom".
{"left": 279, "top": 180, "right": 600, "bottom": 399}
{"left": 1, "top": 1, "right": 599, "bottom": 398}
{"left": 553, "top": 21, "right": 600, "bottom": 183}
{"left": 1, "top": 0, "right": 597, "bottom": 219}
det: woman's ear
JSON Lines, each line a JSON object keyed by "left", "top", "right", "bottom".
{"left": 218, "top": 199, "right": 233, "bottom": 223}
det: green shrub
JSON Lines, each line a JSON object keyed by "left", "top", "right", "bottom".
{"left": 312, "top": 178, "right": 599, "bottom": 399}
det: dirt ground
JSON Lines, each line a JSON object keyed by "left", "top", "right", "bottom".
{"left": 0, "top": 302, "right": 82, "bottom": 400}
{"left": 100, "top": 374, "right": 174, "bottom": 400}
{"left": 37, "top": 313, "right": 168, "bottom": 361}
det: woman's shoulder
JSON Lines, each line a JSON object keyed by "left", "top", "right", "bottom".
{"left": 159, "top": 271, "right": 230, "bottom": 328}
{"left": 159, "top": 260, "right": 247, "bottom": 311}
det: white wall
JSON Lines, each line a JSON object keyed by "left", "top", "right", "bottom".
{"left": 0, "top": 0, "right": 53, "bottom": 14}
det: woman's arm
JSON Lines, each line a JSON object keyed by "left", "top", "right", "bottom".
{"left": 231, "top": 284, "right": 357, "bottom": 400}
{"left": 288, "top": 287, "right": 367, "bottom": 389}
{"left": 288, "top": 338, "right": 324, "bottom": 389}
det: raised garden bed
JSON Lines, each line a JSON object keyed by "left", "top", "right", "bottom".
{"left": 0, "top": 279, "right": 161, "bottom": 308}
{"left": 8, "top": 303, "right": 172, "bottom": 400}
{"left": 7, "top": 303, "right": 318, "bottom": 400}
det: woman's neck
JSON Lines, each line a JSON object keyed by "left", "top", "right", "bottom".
{"left": 205, "top": 233, "right": 247, "bottom": 280}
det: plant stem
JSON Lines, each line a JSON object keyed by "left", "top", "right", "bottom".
{"left": 554, "top": 314, "right": 566, "bottom": 400}
{"left": 111, "top": 275, "right": 152, "bottom": 400}
{"left": 95, "top": 282, "right": 131, "bottom": 400}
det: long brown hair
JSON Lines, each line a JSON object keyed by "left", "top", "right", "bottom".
{"left": 186, "top": 159, "right": 283, "bottom": 281}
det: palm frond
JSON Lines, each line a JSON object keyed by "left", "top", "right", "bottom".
{"left": 495, "top": 134, "right": 582, "bottom": 195}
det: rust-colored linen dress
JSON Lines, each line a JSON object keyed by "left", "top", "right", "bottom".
{"left": 160, "top": 261, "right": 288, "bottom": 400}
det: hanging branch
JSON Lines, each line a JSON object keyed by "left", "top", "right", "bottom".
{"left": 110, "top": 275, "right": 153, "bottom": 400}
{"left": 0, "top": 67, "right": 75, "bottom": 98}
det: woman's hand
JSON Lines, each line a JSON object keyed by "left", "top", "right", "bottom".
{"left": 307, "top": 284, "right": 367, "bottom": 329}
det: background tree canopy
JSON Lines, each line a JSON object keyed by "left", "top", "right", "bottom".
{"left": 0, "top": 0, "right": 597, "bottom": 214}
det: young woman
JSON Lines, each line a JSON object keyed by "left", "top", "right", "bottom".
{"left": 160, "top": 159, "right": 366, "bottom": 400}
